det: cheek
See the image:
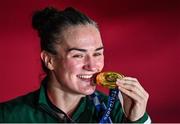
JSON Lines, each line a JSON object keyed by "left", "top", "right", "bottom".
{"left": 65, "top": 60, "right": 83, "bottom": 71}
{"left": 96, "top": 58, "right": 104, "bottom": 70}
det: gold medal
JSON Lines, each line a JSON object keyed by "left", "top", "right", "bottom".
{"left": 96, "top": 72, "right": 124, "bottom": 89}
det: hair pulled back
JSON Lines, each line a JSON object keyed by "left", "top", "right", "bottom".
{"left": 32, "top": 6, "right": 98, "bottom": 54}
{"left": 32, "top": 6, "right": 98, "bottom": 74}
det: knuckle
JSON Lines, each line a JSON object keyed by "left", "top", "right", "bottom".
{"left": 144, "top": 91, "right": 149, "bottom": 99}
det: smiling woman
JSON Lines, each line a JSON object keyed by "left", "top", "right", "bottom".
{"left": 0, "top": 6, "right": 150, "bottom": 123}
{"left": 45, "top": 24, "right": 104, "bottom": 95}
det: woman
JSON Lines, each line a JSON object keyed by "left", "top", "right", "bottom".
{"left": 0, "top": 7, "right": 150, "bottom": 123}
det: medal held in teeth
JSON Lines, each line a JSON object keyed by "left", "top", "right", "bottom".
{"left": 96, "top": 72, "right": 124, "bottom": 89}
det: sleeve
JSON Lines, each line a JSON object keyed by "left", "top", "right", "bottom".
{"left": 111, "top": 100, "right": 151, "bottom": 123}
{"left": 124, "top": 112, "right": 151, "bottom": 124}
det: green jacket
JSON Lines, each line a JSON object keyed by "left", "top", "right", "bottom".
{"left": 0, "top": 81, "right": 149, "bottom": 123}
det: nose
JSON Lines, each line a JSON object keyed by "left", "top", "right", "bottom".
{"left": 83, "top": 56, "right": 98, "bottom": 72}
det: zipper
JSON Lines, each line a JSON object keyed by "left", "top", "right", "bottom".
{"left": 39, "top": 104, "right": 75, "bottom": 123}
{"left": 39, "top": 104, "right": 60, "bottom": 121}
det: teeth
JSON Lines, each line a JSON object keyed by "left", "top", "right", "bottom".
{"left": 78, "top": 75, "right": 93, "bottom": 79}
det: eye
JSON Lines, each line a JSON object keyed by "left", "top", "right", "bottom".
{"left": 93, "top": 52, "right": 102, "bottom": 57}
{"left": 72, "top": 54, "right": 84, "bottom": 58}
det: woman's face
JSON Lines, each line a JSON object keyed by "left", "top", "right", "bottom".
{"left": 51, "top": 24, "right": 104, "bottom": 95}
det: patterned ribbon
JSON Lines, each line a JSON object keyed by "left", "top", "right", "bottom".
{"left": 90, "top": 88, "right": 119, "bottom": 124}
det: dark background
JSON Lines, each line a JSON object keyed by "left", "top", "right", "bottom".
{"left": 0, "top": 0, "right": 180, "bottom": 122}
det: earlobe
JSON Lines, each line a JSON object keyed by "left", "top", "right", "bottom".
{"left": 40, "top": 51, "right": 54, "bottom": 70}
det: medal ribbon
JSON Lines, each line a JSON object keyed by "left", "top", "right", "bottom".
{"left": 99, "top": 88, "right": 119, "bottom": 123}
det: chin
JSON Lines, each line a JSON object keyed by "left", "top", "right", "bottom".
{"left": 81, "top": 85, "right": 96, "bottom": 95}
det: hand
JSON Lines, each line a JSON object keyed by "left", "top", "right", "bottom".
{"left": 116, "top": 77, "right": 149, "bottom": 121}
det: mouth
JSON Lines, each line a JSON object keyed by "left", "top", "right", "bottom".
{"left": 77, "top": 74, "right": 97, "bottom": 84}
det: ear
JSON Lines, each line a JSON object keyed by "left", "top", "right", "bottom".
{"left": 40, "top": 51, "right": 54, "bottom": 70}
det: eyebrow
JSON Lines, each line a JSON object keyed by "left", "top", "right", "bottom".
{"left": 67, "top": 47, "right": 104, "bottom": 52}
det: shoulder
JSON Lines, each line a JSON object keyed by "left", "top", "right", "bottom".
{"left": 0, "top": 89, "right": 40, "bottom": 112}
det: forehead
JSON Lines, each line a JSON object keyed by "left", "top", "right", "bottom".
{"left": 60, "top": 24, "right": 103, "bottom": 50}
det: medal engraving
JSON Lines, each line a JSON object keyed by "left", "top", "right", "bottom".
{"left": 96, "top": 72, "right": 124, "bottom": 89}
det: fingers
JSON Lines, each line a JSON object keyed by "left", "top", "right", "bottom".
{"left": 116, "top": 76, "right": 149, "bottom": 121}
{"left": 116, "top": 77, "right": 149, "bottom": 102}
{"left": 121, "top": 77, "right": 148, "bottom": 97}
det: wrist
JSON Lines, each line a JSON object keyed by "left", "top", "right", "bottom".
{"left": 124, "top": 112, "right": 149, "bottom": 123}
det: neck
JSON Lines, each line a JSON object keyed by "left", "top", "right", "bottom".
{"left": 46, "top": 81, "right": 84, "bottom": 116}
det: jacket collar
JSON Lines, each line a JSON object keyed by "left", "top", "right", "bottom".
{"left": 38, "top": 77, "right": 49, "bottom": 107}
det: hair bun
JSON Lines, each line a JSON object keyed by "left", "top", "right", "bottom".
{"left": 32, "top": 7, "right": 60, "bottom": 32}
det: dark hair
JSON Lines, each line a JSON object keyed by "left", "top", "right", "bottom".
{"left": 32, "top": 6, "right": 98, "bottom": 73}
